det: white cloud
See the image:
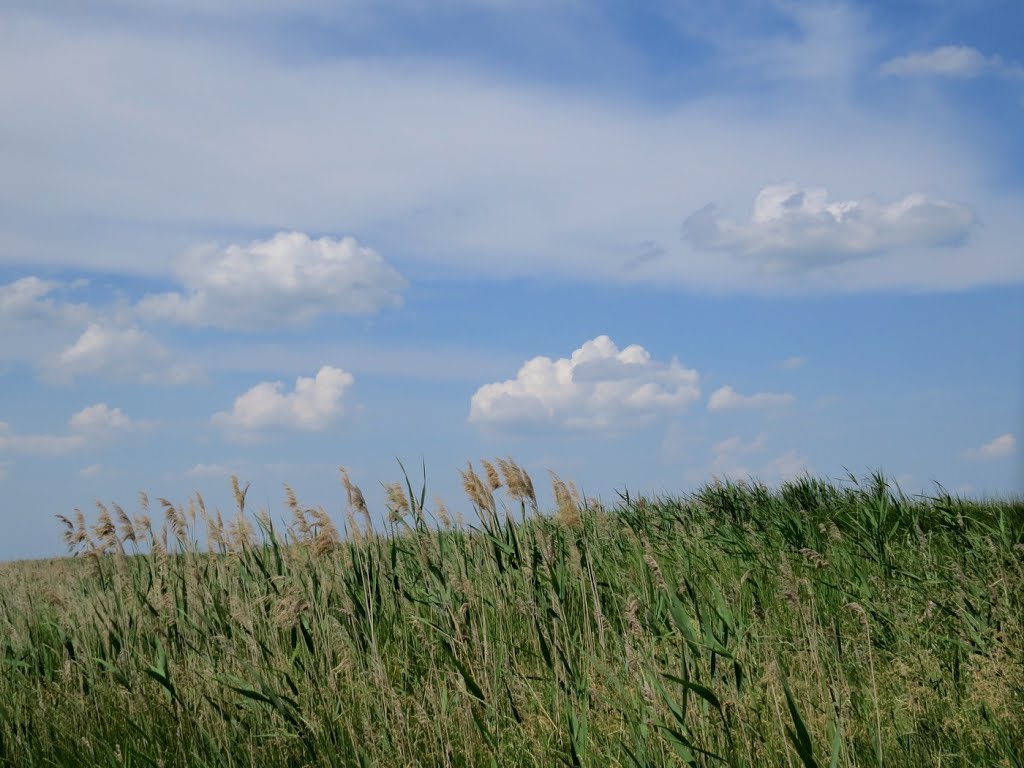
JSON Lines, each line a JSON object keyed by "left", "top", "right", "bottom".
{"left": 77, "top": 463, "right": 104, "bottom": 478}
{"left": 712, "top": 433, "right": 767, "bottom": 457}
{"left": 684, "top": 184, "right": 976, "bottom": 269}
{"left": 963, "top": 433, "right": 1016, "bottom": 461}
{"left": 469, "top": 335, "right": 701, "bottom": 430}
{"left": 700, "top": 434, "right": 808, "bottom": 484}
{"left": 137, "top": 232, "right": 407, "bottom": 330}
{"left": 0, "top": 277, "right": 91, "bottom": 329}
{"left": 881, "top": 45, "right": 1024, "bottom": 80}
{"left": 213, "top": 366, "right": 355, "bottom": 435}
{"left": 0, "top": 421, "right": 84, "bottom": 456}
{"left": 68, "top": 403, "right": 136, "bottom": 434}
{"left": 708, "top": 385, "right": 794, "bottom": 411}
{"left": 3, "top": 13, "right": 1020, "bottom": 295}
{"left": 185, "top": 463, "right": 234, "bottom": 478}
{"left": 780, "top": 355, "right": 807, "bottom": 369}
{"left": 0, "top": 403, "right": 141, "bottom": 456}
{"left": 44, "top": 322, "right": 202, "bottom": 384}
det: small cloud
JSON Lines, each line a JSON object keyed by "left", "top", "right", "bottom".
{"left": 881, "top": 45, "right": 1024, "bottom": 80}
{"left": 138, "top": 231, "right": 407, "bottom": 330}
{"left": 0, "top": 461, "right": 9, "bottom": 481}
{"left": 469, "top": 335, "right": 701, "bottom": 431}
{"left": 69, "top": 403, "right": 136, "bottom": 433}
{"left": 684, "top": 184, "right": 975, "bottom": 269}
{"left": 213, "top": 365, "right": 355, "bottom": 437}
{"left": 185, "top": 463, "right": 234, "bottom": 478}
{"left": 780, "top": 355, "right": 807, "bottom": 369}
{"left": 712, "top": 433, "right": 767, "bottom": 456}
{"left": 77, "top": 463, "right": 104, "bottom": 478}
{"left": 963, "top": 433, "right": 1016, "bottom": 461}
{"left": 44, "top": 322, "right": 202, "bottom": 385}
{"left": 708, "top": 385, "right": 794, "bottom": 411}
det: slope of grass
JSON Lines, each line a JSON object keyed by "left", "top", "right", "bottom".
{"left": 1, "top": 462, "right": 1022, "bottom": 767}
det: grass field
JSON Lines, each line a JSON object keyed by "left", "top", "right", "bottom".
{"left": 1, "top": 460, "right": 1021, "bottom": 767}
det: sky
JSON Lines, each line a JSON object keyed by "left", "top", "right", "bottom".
{"left": 1, "top": 0, "right": 1022, "bottom": 560}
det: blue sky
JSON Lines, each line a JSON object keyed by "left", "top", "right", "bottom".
{"left": 1, "top": 0, "right": 1022, "bottom": 560}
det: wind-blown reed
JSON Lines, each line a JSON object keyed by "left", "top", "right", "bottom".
{"left": 1, "top": 463, "right": 1021, "bottom": 766}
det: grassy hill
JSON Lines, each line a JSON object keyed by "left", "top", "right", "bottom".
{"left": 1, "top": 461, "right": 1022, "bottom": 767}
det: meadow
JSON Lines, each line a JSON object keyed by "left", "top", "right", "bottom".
{"left": 0, "top": 460, "right": 1021, "bottom": 767}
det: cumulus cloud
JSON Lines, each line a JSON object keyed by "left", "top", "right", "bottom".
{"left": 683, "top": 184, "right": 976, "bottom": 269}
{"left": 69, "top": 404, "right": 136, "bottom": 434}
{"left": 708, "top": 385, "right": 794, "bottom": 411}
{"left": 881, "top": 45, "right": 1024, "bottom": 80}
{"left": 44, "top": 322, "right": 202, "bottom": 385}
{"left": 469, "top": 335, "right": 701, "bottom": 431}
{"left": 137, "top": 232, "right": 407, "bottom": 330}
{"left": 963, "top": 433, "right": 1016, "bottom": 461}
{"left": 0, "top": 277, "right": 91, "bottom": 329}
{"left": 213, "top": 366, "right": 355, "bottom": 435}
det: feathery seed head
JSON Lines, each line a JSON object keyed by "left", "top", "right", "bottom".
{"left": 460, "top": 462, "right": 493, "bottom": 512}
{"left": 230, "top": 475, "right": 249, "bottom": 515}
{"left": 384, "top": 482, "right": 410, "bottom": 521}
{"left": 481, "top": 459, "right": 502, "bottom": 491}
{"left": 434, "top": 496, "right": 452, "bottom": 528}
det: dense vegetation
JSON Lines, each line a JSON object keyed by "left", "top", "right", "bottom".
{"left": 1, "top": 461, "right": 1021, "bottom": 767}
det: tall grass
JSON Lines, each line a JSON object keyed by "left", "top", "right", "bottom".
{"left": 1, "top": 462, "right": 1021, "bottom": 766}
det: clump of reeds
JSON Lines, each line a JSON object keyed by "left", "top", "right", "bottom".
{"left": 0, "top": 464, "right": 1018, "bottom": 767}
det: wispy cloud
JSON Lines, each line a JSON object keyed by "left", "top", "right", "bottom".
{"left": 695, "top": 434, "right": 809, "bottom": 485}
{"left": 2, "top": 10, "right": 1018, "bottom": 294}
{"left": 881, "top": 45, "right": 1024, "bottom": 80}
{"left": 712, "top": 433, "right": 767, "bottom": 457}
{"left": 0, "top": 423, "right": 83, "bottom": 456}
{"left": 470, "top": 336, "right": 700, "bottom": 431}
{"left": 0, "top": 404, "right": 143, "bottom": 456}
{"left": 0, "top": 277, "right": 92, "bottom": 329}
{"left": 707, "top": 386, "right": 794, "bottom": 411}
{"left": 780, "top": 356, "right": 807, "bottom": 369}
{"left": 185, "top": 463, "right": 236, "bottom": 478}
